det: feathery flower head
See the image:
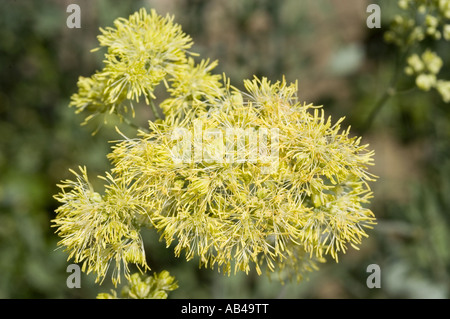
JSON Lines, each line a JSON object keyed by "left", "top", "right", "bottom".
{"left": 69, "top": 8, "right": 195, "bottom": 126}
{"left": 53, "top": 166, "right": 149, "bottom": 285}
{"left": 107, "top": 76, "right": 376, "bottom": 279}
{"left": 96, "top": 8, "right": 194, "bottom": 103}
{"left": 161, "top": 57, "right": 224, "bottom": 123}
{"left": 56, "top": 8, "right": 377, "bottom": 286}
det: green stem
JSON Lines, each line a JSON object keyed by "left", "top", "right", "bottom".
{"left": 360, "top": 49, "right": 410, "bottom": 134}
{"left": 395, "top": 86, "right": 417, "bottom": 95}
{"left": 123, "top": 116, "right": 149, "bottom": 132}
{"left": 150, "top": 99, "right": 162, "bottom": 120}
{"left": 361, "top": 87, "right": 396, "bottom": 134}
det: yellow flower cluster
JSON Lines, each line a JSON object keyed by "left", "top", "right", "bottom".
{"left": 97, "top": 271, "right": 178, "bottom": 299}
{"left": 53, "top": 167, "right": 149, "bottom": 285}
{"left": 385, "top": 0, "right": 450, "bottom": 103}
{"left": 54, "top": 8, "right": 377, "bottom": 285}
{"left": 69, "top": 8, "right": 195, "bottom": 126}
{"left": 109, "top": 77, "right": 376, "bottom": 278}
{"left": 161, "top": 57, "right": 224, "bottom": 123}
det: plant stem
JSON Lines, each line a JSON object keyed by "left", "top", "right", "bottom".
{"left": 150, "top": 99, "right": 162, "bottom": 120}
{"left": 360, "top": 49, "right": 409, "bottom": 134}
{"left": 123, "top": 116, "right": 149, "bottom": 132}
{"left": 361, "top": 87, "right": 396, "bottom": 134}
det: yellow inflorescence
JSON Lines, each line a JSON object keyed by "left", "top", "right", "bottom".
{"left": 96, "top": 271, "right": 178, "bottom": 299}
{"left": 386, "top": 0, "right": 450, "bottom": 103}
{"left": 54, "top": 8, "right": 377, "bottom": 285}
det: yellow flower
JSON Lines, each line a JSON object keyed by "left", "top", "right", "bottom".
{"left": 421, "top": 50, "right": 443, "bottom": 75}
{"left": 444, "top": 24, "right": 450, "bottom": 40}
{"left": 108, "top": 77, "right": 376, "bottom": 279}
{"left": 96, "top": 8, "right": 194, "bottom": 104}
{"left": 56, "top": 8, "right": 377, "bottom": 285}
{"left": 406, "top": 54, "right": 425, "bottom": 73}
{"left": 160, "top": 57, "right": 224, "bottom": 123}
{"left": 52, "top": 167, "right": 149, "bottom": 285}
{"left": 416, "top": 73, "right": 437, "bottom": 91}
{"left": 70, "top": 8, "right": 195, "bottom": 127}
{"left": 97, "top": 271, "right": 178, "bottom": 299}
{"left": 436, "top": 80, "right": 450, "bottom": 102}
{"left": 439, "top": 0, "right": 450, "bottom": 19}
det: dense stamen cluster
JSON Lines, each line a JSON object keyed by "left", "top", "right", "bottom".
{"left": 53, "top": 8, "right": 377, "bottom": 285}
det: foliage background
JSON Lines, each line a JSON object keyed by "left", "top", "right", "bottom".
{"left": 0, "top": 0, "right": 449, "bottom": 298}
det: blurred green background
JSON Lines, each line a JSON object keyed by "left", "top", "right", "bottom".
{"left": 0, "top": 0, "right": 449, "bottom": 298}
